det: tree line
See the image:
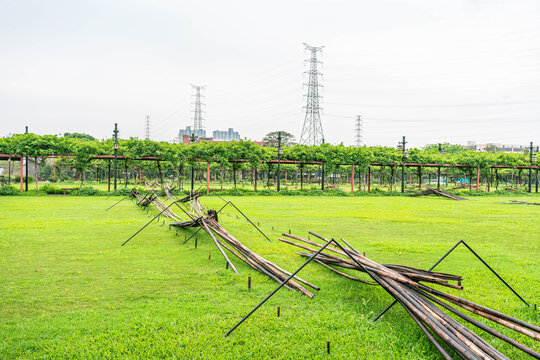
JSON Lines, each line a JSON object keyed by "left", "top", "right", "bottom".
{"left": 0, "top": 133, "right": 536, "bottom": 188}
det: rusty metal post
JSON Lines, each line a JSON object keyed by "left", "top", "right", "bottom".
{"left": 367, "top": 166, "right": 371, "bottom": 192}
{"left": 351, "top": 163, "right": 355, "bottom": 192}
{"left": 476, "top": 165, "right": 480, "bottom": 191}
{"left": 206, "top": 161, "right": 210, "bottom": 194}
{"left": 20, "top": 158, "right": 24, "bottom": 192}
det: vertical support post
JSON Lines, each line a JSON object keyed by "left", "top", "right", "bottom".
{"left": 107, "top": 160, "right": 111, "bottom": 192}
{"left": 20, "top": 157, "right": 24, "bottom": 192}
{"left": 321, "top": 163, "right": 324, "bottom": 191}
{"left": 113, "top": 123, "right": 118, "bottom": 191}
{"left": 536, "top": 169, "right": 538, "bottom": 192}
{"left": 25, "top": 126, "right": 28, "bottom": 192}
{"left": 488, "top": 167, "right": 491, "bottom": 192}
{"left": 206, "top": 161, "right": 210, "bottom": 194}
{"left": 417, "top": 166, "right": 421, "bottom": 190}
{"left": 53, "top": 166, "right": 56, "bottom": 181}
{"left": 284, "top": 170, "right": 287, "bottom": 186}
{"left": 401, "top": 136, "right": 406, "bottom": 193}
{"left": 254, "top": 167, "right": 257, "bottom": 191}
{"left": 191, "top": 165, "right": 195, "bottom": 194}
{"left": 300, "top": 165, "right": 304, "bottom": 190}
{"left": 367, "top": 165, "right": 371, "bottom": 192}
{"left": 476, "top": 165, "right": 480, "bottom": 192}
{"left": 277, "top": 131, "right": 282, "bottom": 192}
{"left": 351, "top": 163, "right": 355, "bottom": 192}
{"left": 529, "top": 142, "right": 533, "bottom": 193}
{"left": 437, "top": 143, "right": 442, "bottom": 190}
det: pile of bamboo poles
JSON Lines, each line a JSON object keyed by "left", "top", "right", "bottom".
{"left": 280, "top": 233, "right": 462, "bottom": 289}
{"left": 281, "top": 232, "right": 540, "bottom": 359}
{"left": 187, "top": 197, "right": 318, "bottom": 297}
{"left": 132, "top": 189, "right": 184, "bottom": 222}
{"left": 411, "top": 187, "right": 468, "bottom": 201}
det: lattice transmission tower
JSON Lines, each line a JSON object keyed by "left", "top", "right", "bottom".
{"left": 144, "top": 115, "right": 150, "bottom": 139}
{"left": 190, "top": 84, "right": 206, "bottom": 133}
{"left": 300, "top": 43, "right": 325, "bottom": 146}
{"left": 354, "top": 115, "right": 362, "bottom": 146}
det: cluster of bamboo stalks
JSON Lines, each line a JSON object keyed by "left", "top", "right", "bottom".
{"left": 280, "top": 233, "right": 462, "bottom": 289}
{"left": 280, "top": 232, "right": 540, "bottom": 360}
{"left": 132, "top": 189, "right": 183, "bottom": 222}
{"left": 185, "top": 197, "right": 319, "bottom": 297}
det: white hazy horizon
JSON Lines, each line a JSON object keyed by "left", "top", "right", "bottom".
{"left": 1, "top": 0, "right": 539, "bottom": 148}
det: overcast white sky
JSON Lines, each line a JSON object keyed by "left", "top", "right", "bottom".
{"left": 1, "top": 0, "right": 539, "bottom": 147}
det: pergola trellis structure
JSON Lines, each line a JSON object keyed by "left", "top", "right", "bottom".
{"left": 1, "top": 153, "right": 538, "bottom": 193}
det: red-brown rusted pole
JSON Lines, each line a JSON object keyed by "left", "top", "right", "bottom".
{"left": 254, "top": 167, "right": 257, "bottom": 191}
{"left": 108, "top": 160, "right": 111, "bottom": 192}
{"left": 20, "top": 158, "right": 23, "bottom": 192}
{"left": 53, "top": 166, "right": 56, "bottom": 181}
{"left": 418, "top": 166, "right": 422, "bottom": 190}
{"left": 351, "top": 163, "right": 355, "bottom": 192}
{"left": 476, "top": 166, "right": 480, "bottom": 191}
{"left": 367, "top": 166, "right": 371, "bottom": 192}
{"left": 207, "top": 162, "right": 210, "bottom": 194}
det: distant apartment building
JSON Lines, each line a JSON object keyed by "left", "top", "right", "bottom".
{"left": 178, "top": 126, "right": 206, "bottom": 140}
{"left": 212, "top": 128, "right": 240, "bottom": 141}
{"left": 466, "top": 141, "right": 527, "bottom": 153}
{"left": 177, "top": 126, "right": 241, "bottom": 145}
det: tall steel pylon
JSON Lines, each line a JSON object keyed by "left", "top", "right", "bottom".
{"left": 300, "top": 43, "right": 324, "bottom": 146}
{"left": 144, "top": 115, "right": 150, "bottom": 139}
{"left": 354, "top": 115, "right": 362, "bottom": 146}
{"left": 190, "top": 84, "right": 206, "bottom": 132}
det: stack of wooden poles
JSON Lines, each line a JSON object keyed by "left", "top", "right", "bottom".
{"left": 186, "top": 197, "right": 318, "bottom": 297}
{"left": 280, "top": 233, "right": 462, "bottom": 289}
{"left": 280, "top": 232, "right": 540, "bottom": 360}
{"left": 132, "top": 189, "right": 184, "bottom": 223}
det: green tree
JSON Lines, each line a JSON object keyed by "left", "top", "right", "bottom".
{"left": 423, "top": 143, "right": 466, "bottom": 155}
{"left": 263, "top": 131, "right": 296, "bottom": 147}
{"left": 64, "top": 133, "right": 96, "bottom": 141}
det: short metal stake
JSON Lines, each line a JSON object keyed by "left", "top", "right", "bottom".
{"left": 248, "top": 276, "right": 251, "bottom": 291}
{"left": 327, "top": 341, "right": 330, "bottom": 354}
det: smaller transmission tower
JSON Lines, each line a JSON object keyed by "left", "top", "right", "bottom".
{"left": 191, "top": 84, "right": 206, "bottom": 134}
{"left": 354, "top": 115, "right": 362, "bottom": 146}
{"left": 300, "top": 43, "right": 325, "bottom": 146}
{"left": 144, "top": 115, "right": 150, "bottom": 139}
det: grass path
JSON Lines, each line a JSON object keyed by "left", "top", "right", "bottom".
{"left": 0, "top": 196, "right": 538, "bottom": 359}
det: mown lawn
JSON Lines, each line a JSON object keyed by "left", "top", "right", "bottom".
{"left": 0, "top": 195, "right": 538, "bottom": 359}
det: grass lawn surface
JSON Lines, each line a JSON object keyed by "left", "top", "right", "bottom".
{"left": 0, "top": 195, "right": 538, "bottom": 359}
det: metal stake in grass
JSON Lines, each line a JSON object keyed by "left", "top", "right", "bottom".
{"left": 248, "top": 277, "right": 251, "bottom": 291}
{"left": 372, "top": 239, "right": 530, "bottom": 322}
{"left": 327, "top": 341, "right": 330, "bottom": 354}
{"left": 105, "top": 196, "right": 128, "bottom": 211}
{"left": 225, "top": 239, "right": 335, "bottom": 336}
{"left": 277, "top": 306, "right": 280, "bottom": 317}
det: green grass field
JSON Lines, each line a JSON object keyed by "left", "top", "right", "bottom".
{"left": 0, "top": 195, "right": 538, "bottom": 359}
